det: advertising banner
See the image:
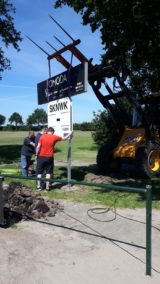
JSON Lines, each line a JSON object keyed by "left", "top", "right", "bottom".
{"left": 37, "top": 62, "right": 88, "bottom": 105}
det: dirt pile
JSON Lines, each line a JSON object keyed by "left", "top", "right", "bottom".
{"left": 84, "top": 173, "right": 113, "bottom": 184}
{"left": 3, "top": 182, "right": 62, "bottom": 220}
{"left": 84, "top": 172, "right": 136, "bottom": 185}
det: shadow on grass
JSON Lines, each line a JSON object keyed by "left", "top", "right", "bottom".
{"left": 0, "top": 145, "right": 21, "bottom": 163}
{"left": 77, "top": 145, "right": 97, "bottom": 151}
{"left": 56, "top": 164, "right": 97, "bottom": 181}
{"left": 0, "top": 145, "right": 62, "bottom": 164}
{"left": 54, "top": 148, "right": 61, "bottom": 153}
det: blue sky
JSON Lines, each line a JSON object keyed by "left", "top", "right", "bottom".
{"left": 0, "top": 0, "right": 105, "bottom": 124}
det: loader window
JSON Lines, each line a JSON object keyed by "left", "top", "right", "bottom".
{"left": 132, "top": 104, "right": 145, "bottom": 128}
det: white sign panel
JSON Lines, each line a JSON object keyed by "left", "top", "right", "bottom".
{"left": 48, "top": 97, "right": 72, "bottom": 138}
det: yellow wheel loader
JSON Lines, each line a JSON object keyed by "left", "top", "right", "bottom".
{"left": 89, "top": 64, "right": 160, "bottom": 179}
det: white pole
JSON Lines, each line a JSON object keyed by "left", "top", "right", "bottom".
{"left": 67, "top": 138, "right": 71, "bottom": 187}
{"left": 67, "top": 98, "right": 72, "bottom": 188}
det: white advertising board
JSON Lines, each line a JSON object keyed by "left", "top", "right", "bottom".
{"left": 48, "top": 97, "right": 72, "bottom": 138}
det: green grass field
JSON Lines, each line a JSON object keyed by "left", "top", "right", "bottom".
{"left": 0, "top": 131, "right": 160, "bottom": 209}
{"left": 55, "top": 131, "right": 97, "bottom": 162}
{"left": 0, "top": 131, "right": 97, "bottom": 163}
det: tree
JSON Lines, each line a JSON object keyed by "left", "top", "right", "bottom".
{"left": 73, "top": 122, "right": 94, "bottom": 131}
{"left": 92, "top": 110, "right": 119, "bottom": 147}
{"left": 54, "top": 0, "right": 160, "bottom": 92}
{"left": 91, "top": 109, "right": 121, "bottom": 174}
{"left": 26, "top": 108, "right": 47, "bottom": 128}
{"left": 0, "top": 0, "right": 22, "bottom": 78}
{"left": 8, "top": 112, "right": 23, "bottom": 128}
{"left": 0, "top": 114, "right": 6, "bottom": 125}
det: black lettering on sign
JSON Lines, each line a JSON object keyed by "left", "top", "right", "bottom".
{"left": 49, "top": 74, "right": 67, "bottom": 88}
{"left": 49, "top": 105, "right": 54, "bottom": 112}
{"left": 49, "top": 101, "right": 68, "bottom": 113}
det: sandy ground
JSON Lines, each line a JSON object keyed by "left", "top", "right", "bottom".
{"left": 0, "top": 200, "right": 160, "bottom": 284}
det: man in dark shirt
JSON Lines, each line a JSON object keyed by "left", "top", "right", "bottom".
{"left": 21, "top": 131, "right": 35, "bottom": 176}
{"left": 35, "top": 128, "right": 47, "bottom": 150}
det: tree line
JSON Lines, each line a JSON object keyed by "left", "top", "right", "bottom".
{"left": 0, "top": 108, "right": 95, "bottom": 131}
{"left": 0, "top": 106, "right": 123, "bottom": 150}
{"left": 0, "top": 108, "right": 47, "bottom": 130}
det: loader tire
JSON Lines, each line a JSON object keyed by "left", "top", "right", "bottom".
{"left": 135, "top": 143, "right": 160, "bottom": 179}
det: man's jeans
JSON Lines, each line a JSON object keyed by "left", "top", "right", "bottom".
{"left": 21, "top": 155, "right": 31, "bottom": 176}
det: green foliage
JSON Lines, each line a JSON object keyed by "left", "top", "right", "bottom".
{"left": 54, "top": 0, "right": 160, "bottom": 92}
{"left": 26, "top": 108, "right": 47, "bottom": 128}
{"left": 2, "top": 124, "right": 30, "bottom": 131}
{"left": 92, "top": 110, "right": 119, "bottom": 148}
{"left": 2, "top": 124, "right": 16, "bottom": 131}
{"left": 0, "top": 114, "right": 6, "bottom": 125}
{"left": 8, "top": 112, "right": 23, "bottom": 128}
{"left": 0, "top": 0, "right": 22, "bottom": 77}
{"left": 91, "top": 96, "right": 132, "bottom": 149}
{"left": 73, "top": 122, "right": 94, "bottom": 131}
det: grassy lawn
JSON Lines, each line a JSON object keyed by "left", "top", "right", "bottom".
{"left": 0, "top": 131, "right": 160, "bottom": 209}
{"left": 55, "top": 131, "right": 97, "bottom": 162}
{"left": 0, "top": 163, "right": 160, "bottom": 209}
{"left": 0, "top": 131, "right": 97, "bottom": 163}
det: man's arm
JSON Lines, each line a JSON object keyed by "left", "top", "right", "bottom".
{"left": 36, "top": 142, "right": 41, "bottom": 156}
{"left": 62, "top": 131, "right": 73, "bottom": 141}
{"left": 30, "top": 141, "right": 35, "bottom": 147}
{"left": 24, "top": 137, "right": 35, "bottom": 147}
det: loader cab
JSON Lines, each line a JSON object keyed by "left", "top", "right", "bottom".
{"left": 132, "top": 107, "right": 141, "bottom": 128}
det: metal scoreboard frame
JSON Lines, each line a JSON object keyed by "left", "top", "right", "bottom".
{"left": 48, "top": 97, "right": 72, "bottom": 138}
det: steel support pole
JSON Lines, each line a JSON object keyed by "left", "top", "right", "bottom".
{"left": 146, "top": 184, "right": 152, "bottom": 276}
{"left": 67, "top": 138, "right": 71, "bottom": 187}
{"left": 0, "top": 176, "right": 5, "bottom": 226}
